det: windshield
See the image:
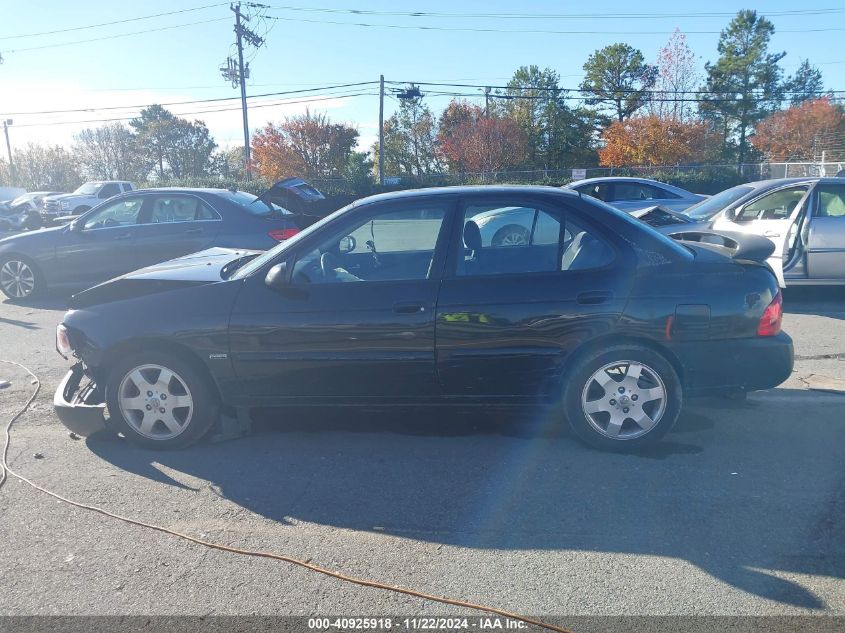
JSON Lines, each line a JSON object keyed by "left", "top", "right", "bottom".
{"left": 220, "top": 190, "right": 291, "bottom": 216}
{"left": 231, "top": 202, "right": 354, "bottom": 279}
{"left": 73, "top": 182, "right": 100, "bottom": 195}
{"left": 684, "top": 185, "right": 754, "bottom": 220}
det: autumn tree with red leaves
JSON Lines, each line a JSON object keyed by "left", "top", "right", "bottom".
{"left": 751, "top": 98, "right": 845, "bottom": 161}
{"left": 251, "top": 109, "right": 358, "bottom": 181}
{"left": 599, "top": 116, "right": 716, "bottom": 167}
{"left": 437, "top": 100, "right": 527, "bottom": 176}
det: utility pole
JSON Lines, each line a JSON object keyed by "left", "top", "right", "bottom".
{"left": 484, "top": 87, "right": 491, "bottom": 117}
{"left": 2, "top": 120, "right": 14, "bottom": 185}
{"left": 232, "top": 3, "right": 252, "bottom": 180}
{"left": 378, "top": 75, "right": 385, "bottom": 187}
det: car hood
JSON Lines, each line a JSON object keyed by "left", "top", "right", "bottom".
{"left": 45, "top": 193, "right": 87, "bottom": 203}
{"left": 68, "top": 247, "right": 263, "bottom": 309}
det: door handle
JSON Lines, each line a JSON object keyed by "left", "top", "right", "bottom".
{"left": 576, "top": 291, "right": 612, "bottom": 305}
{"left": 763, "top": 231, "right": 781, "bottom": 238}
{"left": 393, "top": 302, "right": 425, "bottom": 314}
{"left": 185, "top": 227, "right": 203, "bottom": 235}
{"left": 113, "top": 233, "right": 132, "bottom": 240}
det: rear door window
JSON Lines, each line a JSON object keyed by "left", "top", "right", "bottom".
{"left": 458, "top": 202, "right": 614, "bottom": 276}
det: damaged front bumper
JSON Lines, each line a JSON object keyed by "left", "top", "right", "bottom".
{"left": 53, "top": 362, "right": 107, "bottom": 436}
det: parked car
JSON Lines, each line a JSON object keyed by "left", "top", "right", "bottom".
{"left": 0, "top": 187, "right": 303, "bottom": 299}
{"left": 53, "top": 185, "right": 792, "bottom": 452}
{"left": 41, "top": 181, "right": 134, "bottom": 224}
{"left": 652, "top": 178, "right": 845, "bottom": 287}
{"left": 0, "top": 191, "right": 64, "bottom": 231}
{"left": 564, "top": 177, "right": 706, "bottom": 213}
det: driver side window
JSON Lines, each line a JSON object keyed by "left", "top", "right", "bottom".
{"left": 291, "top": 204, "right": 447, "bottom": 284}
{"left": 735, "top": 187, "right": 808, "bottom": 222}
{"left": 83, "top": 198, "right": 144, "bottom": 230}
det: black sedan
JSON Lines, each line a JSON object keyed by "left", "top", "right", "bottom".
{"left": 0, "top": 188, "right": 301, "bottom": 299}
{"left": 53, "top": 186, "right": 793, "bottom": 451}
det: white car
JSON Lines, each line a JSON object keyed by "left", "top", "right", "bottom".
{"left": 41, "top": 181, "right": 134, "bottom": 222}
{"left": 565, "top": 177, "right": 706, "bottom": 213}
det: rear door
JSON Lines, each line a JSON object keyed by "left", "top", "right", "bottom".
{"left": 132, "top": 194, "right": 223, "bottom": 268}
{"left": 435, "top": 194, "right": 634, "bottom": 399}
{"left": 803, "top": 183, "right": 845, "bottom": 280}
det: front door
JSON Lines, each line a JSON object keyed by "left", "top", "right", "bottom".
{"left": 435, "top": 196, "right": 634, "bottom": 399}
{"left": 54, "top": 196, "right": 144, "bottom": 285}
{"left": 228, "top": 199, "right": 453, "bottom": 403}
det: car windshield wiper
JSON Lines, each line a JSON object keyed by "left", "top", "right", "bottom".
{"left": 220, "top": 253, "right": 261, "bottom": 279}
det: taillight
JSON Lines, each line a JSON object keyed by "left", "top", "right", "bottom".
{"left": 268, "top": 228, "right": 299, "bottom": 242}
{"left": 757, "top": 289, "right": 783, "bottom": 337}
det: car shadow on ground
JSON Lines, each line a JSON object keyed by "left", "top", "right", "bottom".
{"left": 784, "top": 286, "right": 845, "bottom": 320}
{"left": 86, "top": 390, "right": 843, "bottom": 611}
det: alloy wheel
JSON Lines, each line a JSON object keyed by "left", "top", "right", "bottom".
{"left": 498, "top": 230, "right": 528, "bottom": 246}
{"left": 0, "top": 260, "right": 36, "bottom": 298}
{"left": 580, "top": 360, "right": 667, "bottom": 440}
{"left": 118, "top": 364, "right": 194, "bottom": 440}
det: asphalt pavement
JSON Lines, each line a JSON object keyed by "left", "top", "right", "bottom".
{"left": 0, "top": 286, "right": 843, "bottom": 623}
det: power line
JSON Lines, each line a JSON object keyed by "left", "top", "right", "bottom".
{"left": 0, "top": 2, "right": 228, "bottom": 40}
{"left": 0, "top": 16, "right": 230, "bottom": 54}
{"left": 264, "top": 13, "right": 845, "bottom": 36}
{"left": 386, "top": 80, "right": 845, "bottom": 97}
{"left": 265, "top": 5, "right": 845, "bottom": 21}
{"left": 0, "top": 81, "right": 379, "bottom": 116}
{"left": 10, "top": 93, "right": 378, "bottom": 128}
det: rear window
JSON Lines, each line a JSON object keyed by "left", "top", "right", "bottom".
{"left": 219, "top": 190, "right": 292, "bottom": 216}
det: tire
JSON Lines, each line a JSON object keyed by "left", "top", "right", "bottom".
{"left": 105, "top": 351, "right": 218, "bottom": 449}
{"left": 492, "top": 224, "right": 529, "bottom": 247}
{"left": 562, "top": 344, "right": 682, "bottom": 452}
{"left": 23, "top": 214, "right": 42, "bottom": 230}
{"left": 0, "top": 255, "right": 44, "bottom": 300}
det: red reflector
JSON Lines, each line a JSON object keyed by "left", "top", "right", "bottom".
{"left": 268, "top": 228, "right": 299, "bottom": 242}
{"left": 757, "top": 289, "right": 783, "bottom": 337}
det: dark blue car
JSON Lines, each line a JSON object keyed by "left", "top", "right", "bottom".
{"left": 0, "top": 187, "right": 303, "bottom": 299}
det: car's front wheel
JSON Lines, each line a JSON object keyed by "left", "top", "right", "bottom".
{"left": 562, "top": 345, "right": 682, "bottom": 451}
{"left": 0, "top": 256, "right": 42, "bottom": 300}
{"left": 105, "top": 352, "right": 218, "bottom": 449}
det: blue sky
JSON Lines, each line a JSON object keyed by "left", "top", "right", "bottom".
{"left": 2, "top": 1, "right": 844, "bottom": 152}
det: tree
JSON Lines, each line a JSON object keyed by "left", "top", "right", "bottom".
{"left": 437, "top": 101, "right": 527, "bottom": 176}
{"left": 211, "top": 146, "right": 247, "bottom": 180}
{"left": 784, "top": 59, "right": 824, "bottom": 106}
{"left": 700, "top": 10, "right": 785, "bottom": 164}
{"left": 751, "top": 98, "right": 845, "bottom": 161}
{"left": 73, "top": 123, "right": 143, "bottom": 181}
{"left": 251, "top": 109, "right": 358, "bottom": 182}
{"left": 129, "top": 105, "right": 216, "bottom": 180}
{"left": 581, "top": 43, "right": 658, "bottom": 122}
{"left": 599, "top": 116, "right": 716, "bottom": 167}
{"left": 0, "top": 159, "right": 10, "bottom": 187}
{"left": 374, "top": 88, "right": 442, "bottom": 178}
{"left": 11, "top": 143, "right": 82, "bottom": 190}
{"left": 650, "top": 29, "right": 700, "bottom": 121}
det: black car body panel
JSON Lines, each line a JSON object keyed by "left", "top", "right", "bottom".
{"left": 54, "top": 186, "right": 793, "bottom": 434}
{"left": 0, "top": 188, "right": 298, "bottom": 292}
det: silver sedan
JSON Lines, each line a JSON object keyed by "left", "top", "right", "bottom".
{"left": 564, "top": 177, "right": 706, "bottom": 213}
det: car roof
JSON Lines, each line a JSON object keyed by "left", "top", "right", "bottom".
{"left": 352, "top": 185, "right": 581, "bottom": 206}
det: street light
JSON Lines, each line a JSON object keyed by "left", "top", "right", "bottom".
{"left": 2, "top": 119, "right": 14, "bottom": 185}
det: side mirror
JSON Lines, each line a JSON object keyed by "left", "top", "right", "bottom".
{"left": 264, "top": 261, "right": 289, "bottom": 290}
{"left": 338, "top": 235, "right": 356, "bottom": 254}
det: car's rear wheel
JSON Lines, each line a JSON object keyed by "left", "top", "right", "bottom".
{"left": 562, "top": 345, "right": 682, "bottom": 451}
{"left": 0, "top": 256, "right": 42, "bottom": 300}
{"left": 492, "top": 225, "right": 529, "bottom": 246}
{"left": 105, "top": 351, "right": 217, "bottom": 449}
